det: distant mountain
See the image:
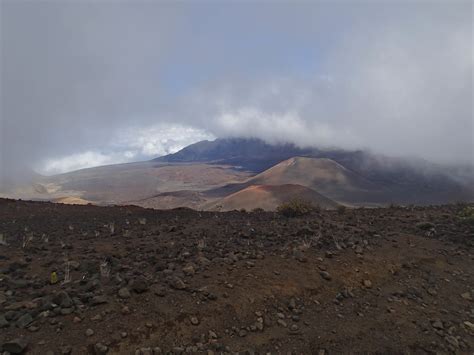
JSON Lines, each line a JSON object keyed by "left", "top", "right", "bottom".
{"left": 3, "top": 138, "right": 472, "bottom": 209}
{"left": 158, "top": 138, "right": 474, "bottom": 205}
{"left": 248, "top": 157, "right": 387, "bottom": 205}
{"left": 153, "top": 138, "right": 316, "bottom": 172}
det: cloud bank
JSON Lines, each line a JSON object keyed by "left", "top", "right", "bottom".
{"left": 1, "top": 1, "right": 472, "bottom": 180}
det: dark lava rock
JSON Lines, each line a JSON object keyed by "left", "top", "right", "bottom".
{"left": 16, "top": 313, "right": 33, "bottom": 328}
{"left": 130, "top": 277, "right": 149, "bottom": 293}
{"left": 0, "top": 314, "right": 9, "bottom": 328}
{"left": 118, "top": 287, "right": 131, "bottom": 299}
{"left": 320, "top": 271, "right": 332, "bottom": 281}
{"left": 2, "top": 338, "right": 28, "bottom": 354}
{"left": 53, "top": 291, "right": 73, "bottom": 308}
{"left": 90, "top": 295, "right": 108, "bottom": 305}
{"left": 84, "top": 279, "right": 101, "bottom": 292}
{"left": 94, "top": 342, "right": 108, "bottom": 354}
{"left": 170, "top": 276, "right": 187, "bottom": 290}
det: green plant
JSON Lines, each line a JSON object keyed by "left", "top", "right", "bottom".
{"left": 458, "top": 206, "right": 474, "bottom": 225}
{"left": 416, "top": 221, "right": 435, "bottom": 230}
{"left": 277, "top": 199, "right": 315, "bottom": 217}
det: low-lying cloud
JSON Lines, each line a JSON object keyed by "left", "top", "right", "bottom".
{"left": 40, "top": 124, "right": 214, "bottom": 175}
{"left": 1, "top": 1, "right": 472, "bottom": 182}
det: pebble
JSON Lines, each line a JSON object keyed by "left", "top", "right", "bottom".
{"left": 94, "top": 342, "right": 108, "bottom": 354}
{"left": 288, "top": 298, "right": 297, "bottom": 309}
{"left": 153, "top": 286, "right": 167, "bottom": 297}
{"left": 131, "top": 277, "right": 149, "bottom": 293}
{"left": 86, "top": 328, "right": 94, "bottom": 337}
{"left": 325, "top": 251, "right": 334, "bottom": 259}
{"left": 432, "top": 320, "right": 444, "bottom": 330}
{"left": 444, "top": 335, "right": 459, "bottom": 348}
{"left": 320, "top": 271, "right": 332, "bottom": 281}
{"left": 91, "top": 295, "right": 108, "bottom": 305}
{"left": 16, "top": 313, "right": 33, "bottom": 328}
{"left": 209, "top": 330, "right": 218, "bottom": 339}
{"left": 464, "top": 321, "right": 474, "bottom": 331}
{"left": 363, "top": 280, "right": 372, "bottom": 288}
{"left": 190, "top": 316, "right": 199, "bottom": 325}
{"left": 91, "top": 314, "right": 103, "bottom": 321}
{"left": 182, "top": 264, "right": 195, "bottom": 276}
{"left": 61, "top": 345, "right": 72, "bottom": 354}
{"left": 170, "top": 277, "right": 187, "bottom": 290}
{"left": 118, "top": 287, "right": 131, "bottom": 299}
{"left": 0, "top": 314, "right": 10, "bottom": 328}
{"left": 238, "top": 329, "right": 247, "bottom": 337}
{"left": 139, "top": 348, "right": 153, "bottom": 355}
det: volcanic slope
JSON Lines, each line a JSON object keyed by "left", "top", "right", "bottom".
{"left": 209, "top": 157, "right": 389, "bottom": 206}
{"left": 205, "top": 184, "right": 340, "bottom": 211}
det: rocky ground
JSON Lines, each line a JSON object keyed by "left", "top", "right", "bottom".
{"left": 0, "top": 198, "right": 473, "bottom": 354}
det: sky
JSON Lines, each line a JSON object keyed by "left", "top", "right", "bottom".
{"left": 0, "top": 0, "right": 473, "bottom": 178}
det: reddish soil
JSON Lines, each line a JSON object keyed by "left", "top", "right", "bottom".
{"left": 205, "top": 184, "right": 339, "bottom": 211}
{"left": 0, "top": 198, "right": 473, "bottom": 354}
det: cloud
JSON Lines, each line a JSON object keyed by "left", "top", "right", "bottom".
{"left": 1, "top": 1, "right": 472, "bottom": 182}
{"left": 115, "top": 124, "right": 214, "bottom": 157}
{"left": 39, "top": 124, "right": 214, "bottom": 175}
{"left": 178, "top": 2, "right": 473, "bottom": 164}
{"left": 40, "top": 151, "right": 130, "bottom": 176}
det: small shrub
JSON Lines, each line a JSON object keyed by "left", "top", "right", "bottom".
{"left": 416, "top": 221, "right": 435, "bottom": 230}
{"left": 337, "top": 205, "right": 346, "bottom": 215}
{"left": 252, "top": 207, "right": 264, "bottom": 213}
{"left": 458, "top": 206, "right": 474, "bottom": 225}
{"left": 277, "top": 199, "right": 315, "bottom": 217}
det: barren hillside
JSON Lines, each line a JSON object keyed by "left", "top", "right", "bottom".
{"left": 205, "top": 184, "right": 339, "bottom": 211}
{"left": 0, "top": 199, "right": 473, "bottom": 354}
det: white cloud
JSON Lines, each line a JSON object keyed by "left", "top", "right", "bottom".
{"left": 38, "top": 123, "right": 214, "bottom": 175}
{"left": 40, "top": 151, "right": 128, "bottom": 175}
{"left": 116, "top": 123, "right": 214, "bottom": 157}
{"left": 2, "top": 0, "right": 472, "bottom": 183}
{"left": 213, "top": 107, "right": 358, "bottom": 149}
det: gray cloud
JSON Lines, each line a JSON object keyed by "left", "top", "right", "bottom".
{"left": 1, "top": 1, "right": 472, "bottom": 183}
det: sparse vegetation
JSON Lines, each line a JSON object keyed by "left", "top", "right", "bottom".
{"left": 277, "top": 198, "right": 315, "bottom": 217}
{"left": 337, "top": 205, "right": 346, "bottom": 215}
{"left": 252, "top": 207, "right": 264, "bottom": 213}
{"left": 416, "top": 221, "right": 435, "bottom": 230}
{"left": 458, "top": 206, "right": 474, "bottom": 225}
{"left": 100, "top": 258, "right": 111, "bottom": 278}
